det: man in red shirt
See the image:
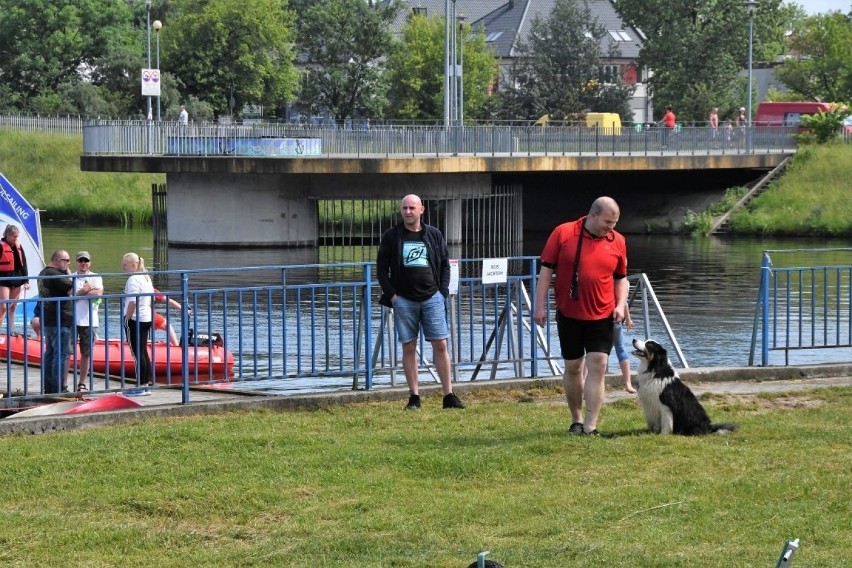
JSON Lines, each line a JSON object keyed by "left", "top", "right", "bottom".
{"left": 659, "top": 106, "right": 676, "bottom": 148}
{"left": 533, "top": 197, "right": 628, "bottom": 435}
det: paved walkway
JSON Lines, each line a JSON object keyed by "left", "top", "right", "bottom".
{"left": 1, "top": 363, "right": 850, "bottom": 436}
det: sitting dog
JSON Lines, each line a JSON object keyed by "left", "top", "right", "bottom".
{"left": 632, "top": 339, "right": 739, "bottom": 436}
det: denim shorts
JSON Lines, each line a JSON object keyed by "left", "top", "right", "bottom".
{"left": 393, "top": 292, "right": 448, "bottom": 343}
{"left": 612, "top": 322, "right": 629, "bottom": 362}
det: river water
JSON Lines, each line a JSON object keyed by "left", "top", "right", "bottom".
{"left": 40, "top": 225, "right": 852, "bottom": 372}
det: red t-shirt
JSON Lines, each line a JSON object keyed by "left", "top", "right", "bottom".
{"left": 663, "top": 111, "right": 676, "bottom": 128}
{"left": 539, "top": 217, "right": 627, "bottom": 320}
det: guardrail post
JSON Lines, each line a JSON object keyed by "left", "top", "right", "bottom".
{"left": 760, "top": 252, "right": 771, "bottom": 366}
{"left": 180, "top": 271, "right": 190, "bottom": 403}
{"left": 364, "top": 264, "right": 373, "bottom": 390}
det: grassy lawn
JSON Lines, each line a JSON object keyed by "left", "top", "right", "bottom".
{"left": 0, "top": 385, "right": 849, "bottom": 567}
{"left": 0, "top": 130, "right": 160, "bottom": 224}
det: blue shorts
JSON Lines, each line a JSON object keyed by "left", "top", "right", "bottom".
{"left": 613, "top": 322, "right": 629, "bottom": 362}
{"left": 393, "top": 292, "right": 448, "bottom": 343}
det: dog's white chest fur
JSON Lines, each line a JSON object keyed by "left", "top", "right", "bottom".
{"left": 635, "top": 373, "right": 676, "bottom": 434}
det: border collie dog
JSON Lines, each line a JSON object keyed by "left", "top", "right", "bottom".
{"left": 632, "top": 339, "right": 739, "bottom": 436}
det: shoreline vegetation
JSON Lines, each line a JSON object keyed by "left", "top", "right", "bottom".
{"left": 1, "top": 130, "right": 850, "bottom": 235}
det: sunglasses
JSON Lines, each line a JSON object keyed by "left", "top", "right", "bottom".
{"left": 77, "top": 259, "right": 90, "bottom": 263}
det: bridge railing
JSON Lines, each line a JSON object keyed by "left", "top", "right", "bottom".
{"left": 751, "top": 249, "right": 852, "bottom": 366}
{"left": 0, "top": 259, "right": 681, "bottom": 406}
{"left": 80, "top": 120, "right": 800, "bottom": 157}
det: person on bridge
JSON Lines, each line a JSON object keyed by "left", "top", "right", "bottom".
{"left": 709, "top": 107, "right": 719, "bottom": 148}
{"left": 658, "top": 106, "right": 676, "bottom": 148}
{"left": 376, "top": 194, "right": 465, "bottom": 411}
{"left": 533, "top": 196, "right": 628, "bottom": 436}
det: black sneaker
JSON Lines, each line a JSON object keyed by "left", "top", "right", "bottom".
{"left": 568, "top": 422, "right": 584, "bottom": 435}
{"left": 404, "top": 394, "right": 421, "bottom": 410}
{"left": 442, "top": 393, "right": 465, "bottom": 409}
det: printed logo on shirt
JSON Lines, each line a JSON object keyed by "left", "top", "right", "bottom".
{"left": 403, "top": 242, "right": 428, "bottom": 267}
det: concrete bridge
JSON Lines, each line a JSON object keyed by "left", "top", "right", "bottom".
{"left": 80, "top": 121, "right": 795, "bottom": 246}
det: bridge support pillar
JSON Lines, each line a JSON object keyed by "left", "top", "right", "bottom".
{"left": 167, "top": 173, "right": 318, "bottom": 246}
{"left": 444, "top": 198, "right": 462, "bottom": 244}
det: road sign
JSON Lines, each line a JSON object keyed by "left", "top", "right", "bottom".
{"left": 141, "top": 68, "right": 161, "bottom": 97}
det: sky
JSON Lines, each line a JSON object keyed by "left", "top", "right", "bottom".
{"left": 799, "top": 0, "right": 850, "bottom": 14}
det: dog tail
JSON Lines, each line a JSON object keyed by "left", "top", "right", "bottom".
{"left": 711, "top": 422, "right": 739, "bottom": 435}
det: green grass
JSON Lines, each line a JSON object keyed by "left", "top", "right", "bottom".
{"left": 1, "top": 386, "right": 849, "bottom": 567}
{"left": 729, "top": 143, "right": 852, "bottom": 235}
{"left": 0, "top": 131, "right": 161, "bottom": 224}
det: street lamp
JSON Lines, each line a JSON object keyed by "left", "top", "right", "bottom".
{"left": 744, "top": 0, "right": 758, "bottom": 152}
{"left": 153, "top": 19, "right": 162, "bottom": 121}
{"left": 443, "top": 0, "right": 455, "bottom": 127}
{"left": 145, "top": 0, "right": 152, "bottom": 120}
{"left": 457, "top": 14, "right": 466, "bottom": 126}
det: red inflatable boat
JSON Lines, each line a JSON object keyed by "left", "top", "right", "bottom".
{"left": 0, "top": 333, "right": 234, "bottom": 381}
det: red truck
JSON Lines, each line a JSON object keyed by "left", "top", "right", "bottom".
{"left": 754, "top": 101, "right": 832, "bottom": 127}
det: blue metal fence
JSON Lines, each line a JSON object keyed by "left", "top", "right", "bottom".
{"left": 751, "top": 249, "right": 852, "bottom": 366}
{"left": 1, "top": 258, "right": 688, "bottom": 405}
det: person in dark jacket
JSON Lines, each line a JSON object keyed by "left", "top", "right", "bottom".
{"left": 377, "top": 194, "right": 464, "bottom": 411}
{"left": 0, "top": 224, "right": 30, "bottom": 331}
{"left": 38, "top": 250, "right": 74, "bottom": 393}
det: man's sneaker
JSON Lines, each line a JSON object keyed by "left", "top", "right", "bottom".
{"left": 442, "top": 393, "right": 465, "bottom": 409}
{"left": 404, "top": 394, "right": 421, "bottom": 410}
{"left": 568, "top": 422, "right": 585, "bottom": 435}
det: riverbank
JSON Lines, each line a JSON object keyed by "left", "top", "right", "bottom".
{"left": 1, "top": 130, "right": 850, "bottom": 233}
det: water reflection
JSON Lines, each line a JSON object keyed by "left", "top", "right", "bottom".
{"left": 41, "top": 224, "right": 851, "bottom": 368}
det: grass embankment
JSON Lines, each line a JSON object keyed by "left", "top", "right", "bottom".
{"left": 686, "top": 143, "right": 852, "bottom": 235}
{"left": 0, "top": 130, "right": 161, "bottom": 224}
{"left": 728, "top": 143, "right": 852, "bottom": 235}
{"left": 1, "top": 386, "right": 849, "bottom": 566}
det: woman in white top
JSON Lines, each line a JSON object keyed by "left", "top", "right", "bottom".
{"left": 123, "top": 252, "right": 154, "bottom": 386}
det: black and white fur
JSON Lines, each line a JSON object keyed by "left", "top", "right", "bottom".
{"left": 632, "top": 339, "right": 739, "bottom": 436}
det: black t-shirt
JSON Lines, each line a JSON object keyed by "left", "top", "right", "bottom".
{"left": 395, "top": 229, "right": 437, "bottom": 302}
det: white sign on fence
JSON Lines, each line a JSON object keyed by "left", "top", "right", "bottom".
{"left": 141, "top": 68, "right": 161, "bottom": 97}
{"left": 449, "top": 259, "right": 459, "bottom": 295}
{"left": 481, "top": 258, "right": 508, "bottom": 284}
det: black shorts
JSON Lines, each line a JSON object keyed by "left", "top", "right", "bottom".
{"left": 0, "top": 271, "right": 26, "bottom": 288}
{"left": 556, "top": 311, "right": 614, "bottom": 360}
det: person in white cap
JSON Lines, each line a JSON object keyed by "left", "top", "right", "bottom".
{"left": 72, "top": 251, "right": 103, "bottom": 390}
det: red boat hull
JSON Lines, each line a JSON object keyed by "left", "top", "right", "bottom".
{"left": 0, "top": 334, "right": 234, "bottom": 381}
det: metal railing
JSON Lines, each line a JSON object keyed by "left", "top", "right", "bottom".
{"left": 0, "top": 259, "right": 682, "bottom": 406}
{"left": 751, "top": 249, "right": 852, "bottom": 366}
{"left": 0, "top": 114, "right": 83, "bottom": 136}
{"left": 80, "top": 120, "right": 802, "bottom": 157}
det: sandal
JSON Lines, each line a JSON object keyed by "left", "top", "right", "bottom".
{"left": 77, "top": 382, "right": 89, "bottom": 393}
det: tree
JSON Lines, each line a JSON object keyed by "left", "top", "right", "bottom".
{"left": 0, "top": 0, "right": 136, "bottom": 112}
{"left": 499, "top": 0, "right": 634, "bottom": 121}
{"left": 385, "top": 14, "right": 498, "bottom": 121}
{"left": 295, "top": 0, "right": 401, "bottom": 120}
{"left": 775, "top": 12, "right": 852, "bottom": 103}
{"left": 163, "top": 0, "right": 299, "bottom": 117}
{"left": 615, "top": 0, "right": 792, "bottom": 122}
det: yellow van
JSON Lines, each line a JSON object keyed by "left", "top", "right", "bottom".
{"left": 585, "top": 112, "right": 621, "bottom": 135}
